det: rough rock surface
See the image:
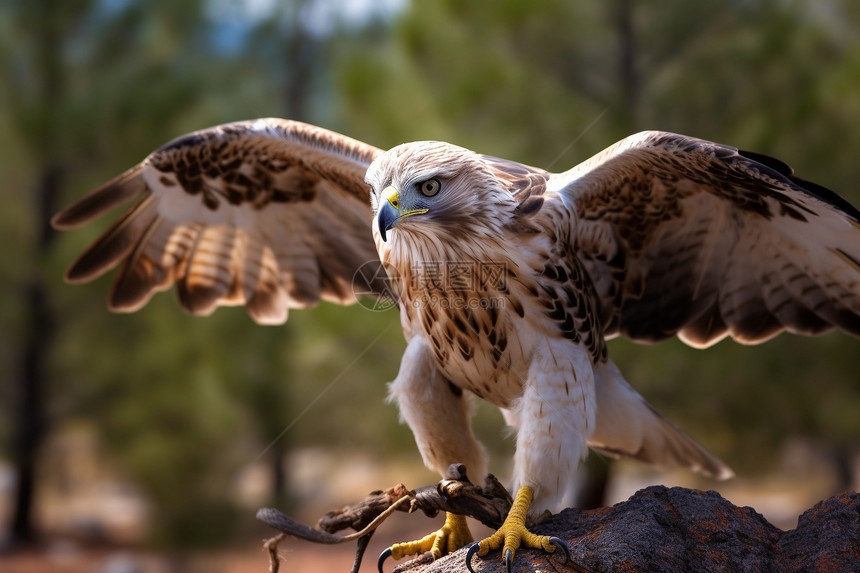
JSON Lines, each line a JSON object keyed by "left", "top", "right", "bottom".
{"left": 396, "top": 486, "right": 860, "bottom": 573}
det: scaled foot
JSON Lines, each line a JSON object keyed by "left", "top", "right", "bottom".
{"left": 378, "top": 512, "right": 473, "bottom": 572}
{"left": 466, "top": 486, "right": 570, "bottom": 573}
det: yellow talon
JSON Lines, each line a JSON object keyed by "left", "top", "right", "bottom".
{"left": 467, "top": 486, "right": 570, "bottom": 573}
{"left": 379, "top": 512, "right": 473, "bottom": 571}
{"left": 435, "top": 513, "right": 474, "bottom": 557}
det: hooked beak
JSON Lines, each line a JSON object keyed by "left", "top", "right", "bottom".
{"left": 376, "top": 186, "right": 428, "bottom": 242}
{"left": 377, "top": 186, "right": 400, "bottom": 243}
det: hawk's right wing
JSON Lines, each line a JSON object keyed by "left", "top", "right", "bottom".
{"left": 53, "top": 119, "right": 388, "bottom": 324}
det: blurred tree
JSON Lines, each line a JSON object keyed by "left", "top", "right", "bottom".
{"left": 1, "top": 0, "right": 67, "bottom": 545}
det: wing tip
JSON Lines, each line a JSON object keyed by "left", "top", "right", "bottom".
{"left": 52, "top": 165, "right": 146, "bottom": 230}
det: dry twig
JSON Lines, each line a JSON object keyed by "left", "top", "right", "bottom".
{"left": 256, "top": 464, "right": 512, "bottom": 572}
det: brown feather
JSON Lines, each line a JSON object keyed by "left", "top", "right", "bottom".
{"left": 52, "top": 165, "right": 146, "bottom": 229}
{"left": 564, "top": 130, "right": 860, "bottom": 346}
{"left": 55, "top": 119, "right": 386, "bottom": 324}
{"left": 66, "top": 195, "right": 158, "bottom": 283}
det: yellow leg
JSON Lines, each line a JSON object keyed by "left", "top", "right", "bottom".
{"left": 378, "top": 512, "right": 472, "bottom": 571}
{"left": 466, "top": 486, "right": 569, "bottom": 573}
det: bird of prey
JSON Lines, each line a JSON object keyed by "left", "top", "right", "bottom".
{"left": 53, "top": 119, "right": 860, "bottom": 572}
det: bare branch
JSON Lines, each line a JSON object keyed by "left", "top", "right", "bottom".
{"left": 256, "top": 464, "right": 514, "bottom": 572}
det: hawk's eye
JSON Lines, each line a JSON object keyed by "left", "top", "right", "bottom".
{"left": 418, "top": 178, "right": 441, "bottom": 197}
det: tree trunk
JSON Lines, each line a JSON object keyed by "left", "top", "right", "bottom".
{"left": 282, "top": 0, "right": 317, "bottom": 123}
{"left": 8, "top": 0, "right": 65, "bottom": 544}
{"left": 10, "top": 165, "right": 61, "bottom": 545}
{"left": 615, "top": 0, "right": 640, "bottom": 131}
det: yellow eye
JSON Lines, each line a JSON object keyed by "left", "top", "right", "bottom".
{"left": 418, "top": 178, "right": 441, "bottom": 197}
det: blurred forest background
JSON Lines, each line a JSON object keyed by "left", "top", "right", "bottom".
{"left": 2, "top": 0, "right": 860, "bottom": 570}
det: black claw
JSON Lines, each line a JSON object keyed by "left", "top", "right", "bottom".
{"left": 377, "top": 547, "right": 392, "bottom": 573}
{"left": 549, "top": 537, "right": 571, "bottom": 563}
{"left": 465, "top": 543, "right": 480, "bottom": 573}
{"left": 504, "top": 548, "right": 512, "bottom": 573}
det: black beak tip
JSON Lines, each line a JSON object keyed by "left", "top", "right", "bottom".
{"left": 377, "top": 201, "right": 398, "bottom": 243}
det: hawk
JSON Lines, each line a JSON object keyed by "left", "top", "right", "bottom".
{"left": 53, "top": 119, "right": 860, "bottom": 572}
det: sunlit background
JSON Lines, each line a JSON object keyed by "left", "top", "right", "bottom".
{"left": 2, "top": 0, "right": 860, "bottom": 571}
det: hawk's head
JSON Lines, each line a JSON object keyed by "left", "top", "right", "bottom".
{"left": 366, "top": 141, "right": 519, "bottom": 243}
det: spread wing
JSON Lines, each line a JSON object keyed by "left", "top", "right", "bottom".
{"left": 555, "top": 130, "right": 860, "bottom": 347}
{"left": 53, "top": 118, "right": 387, "bottom": 325}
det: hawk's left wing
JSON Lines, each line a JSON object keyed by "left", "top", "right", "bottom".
{"left": 552, "top": 131, "right": 860, "bottom": 347}
{"left": 53, "top": 119, "right": 387, "bottom": 324}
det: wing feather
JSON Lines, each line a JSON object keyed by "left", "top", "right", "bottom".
{"left": 246, "top": 243, "right": 290, "bottom": 324}
{"left": 53, "top": 165, "right": 146, "bottom": 229}
{"left": 177, "top": 225, "right": 241, "bottom": 316}
{"left": 54, "top": 119, "right": 387, "bottom": 324}
{"left": 550, "top": 131, "right": 860, "bottom": 347}
{"left": 66, "top": 195, "right": 159, "bottom": 284}
{"left": 107, "top": 211, "right": 173, "bottom": 312}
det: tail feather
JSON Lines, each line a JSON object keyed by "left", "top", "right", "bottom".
{"left": 588, "top": 360, "right": 734, "bottom": 481}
